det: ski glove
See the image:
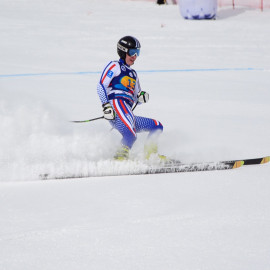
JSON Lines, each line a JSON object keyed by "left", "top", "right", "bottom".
{"left": 137, "top": 91, "right": 149, "bottom": 103}
{"left": 102, "top": 102, "right": 115, "bottom": 120}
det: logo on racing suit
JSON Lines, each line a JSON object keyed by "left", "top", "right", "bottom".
{"left": 107, "top": 70, "right": 113, "bottom": 78}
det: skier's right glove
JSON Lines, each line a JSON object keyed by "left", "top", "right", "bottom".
{"left": 102, "top": 102, "right": 115, "bottom": 120}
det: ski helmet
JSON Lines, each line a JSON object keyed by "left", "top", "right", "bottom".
{"left": 117, "top": 36, "right": 141, "bottom": 59}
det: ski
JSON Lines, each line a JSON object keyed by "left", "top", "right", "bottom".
{"left": 40, "top": 156, "right": 269, "bottom": 180}
{"left": 242, "top": 156, "right": 270, "bottom": 165}
{"left": 144, "top": 159, "right": 244, "bottom": 175}
{"left": 40, "top": 156, "right": 268, "bottom": 180}
{"left": 148, "top": 155, "right": 269, "bottom": 175}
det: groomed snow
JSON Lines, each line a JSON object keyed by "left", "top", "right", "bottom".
{"left": 0, "top": 0, "right": 269, "bottom": 269}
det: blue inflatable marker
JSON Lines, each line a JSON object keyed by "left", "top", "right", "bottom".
{"left": 178, "top": 0, "right": 217, "bottom": 20}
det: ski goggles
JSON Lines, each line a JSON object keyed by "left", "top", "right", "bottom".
{"left": 127, "top": 48, "right": 140, "bottom": 57}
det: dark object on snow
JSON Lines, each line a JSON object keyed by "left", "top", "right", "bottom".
{"left": 157, "top": 0, "right": 166, "bottom": 5}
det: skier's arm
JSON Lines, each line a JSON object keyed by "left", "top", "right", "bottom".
{"left": 134, "top": 77, "right": 149, "bottom": 104}
{"left": 97, "top": 61, "right": 119, "bottom": 105}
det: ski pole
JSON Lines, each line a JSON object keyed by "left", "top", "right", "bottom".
{"left": 71, "top": 101, "right": 138, "bottom": 124}
{"left": 132, "top": 101, "right": 138, "bottom": 111}
{"left": 70, "top": 116, "right": 104, "bottom": 123}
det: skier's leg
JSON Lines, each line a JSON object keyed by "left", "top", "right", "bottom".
{"left": 135, "top": 116, "right": 165, "bottom": 159}
{"left": 110, "top": 99, "right": 137, "bottom": 159}
{"left": 135, "top": 116, "right": 163, "bottom": 135}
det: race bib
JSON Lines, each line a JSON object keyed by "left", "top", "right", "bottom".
{"left": 120, "top": 76, "right": 136, "bottom": 92}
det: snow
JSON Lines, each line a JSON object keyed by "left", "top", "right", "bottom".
{"left": 0, "top": 0, "right": 270, "bottom": 269}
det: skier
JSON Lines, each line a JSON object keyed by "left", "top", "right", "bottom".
{"left": 97, "top": 36, "right": 165, "bottom": 161}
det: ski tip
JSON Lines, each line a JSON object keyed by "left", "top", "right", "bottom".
{"left": 262, "top": 156, "right": 270, "bottom": 164}
{"left": 233, "top": 160, "right": 244, "bottom": 169}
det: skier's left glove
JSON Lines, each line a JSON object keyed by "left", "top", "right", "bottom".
{"left": 102, "top": 102, "right": 115, "bottom": 120}
{"left": 137, "top": 91, "right": 149, "bottom": 103}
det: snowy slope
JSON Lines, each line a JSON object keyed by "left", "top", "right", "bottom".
{"left": 1, "top": 166, "right": 270, "bottom": 270}
{"left": 0, "top": 0, "right": 270, "bottom": 269}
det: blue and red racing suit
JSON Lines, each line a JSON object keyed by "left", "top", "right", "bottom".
{"left": 97, "top": 59, "right": 163, "bottom": 149}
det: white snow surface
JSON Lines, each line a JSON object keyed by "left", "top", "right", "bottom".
{"left": 0, "top": 0, "right": 270, "bottom": 269}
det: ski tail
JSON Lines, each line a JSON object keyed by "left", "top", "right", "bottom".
{"left": 243, "top": 156, "right": 270, "bottom": 165}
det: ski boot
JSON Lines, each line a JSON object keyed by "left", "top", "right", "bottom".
{"left": 144, "top": 142, "right": 167, "bottom": 162}
{"left": 114, "top": 145, "right": 129, "bottom": 161}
